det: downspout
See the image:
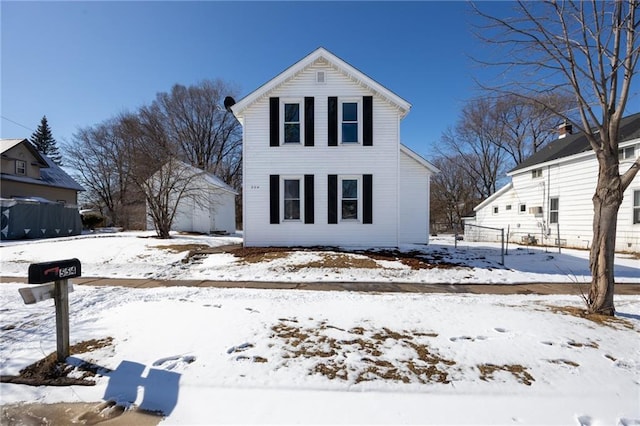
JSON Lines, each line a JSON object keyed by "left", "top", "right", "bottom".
{"left": 396, "top": 116, "right": 401, "bottom": 247}
{"left": 547, "top": 164, "right": 551, "bottom": 238}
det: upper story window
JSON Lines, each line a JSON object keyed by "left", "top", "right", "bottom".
{"left": 532, "top": 168, "right": 543, "bottom": 179}
{"left": 519, "top": 203, "right": 526, "bottom": 214}
{"left": 328, "top": 96, "right": 372, "bottom": 147}
{"left": 341, "top": 102, "right": 359, "bottom": 143}
{"left": 271, "top": 97, "right": 313, "bottom": 147}
{"left": 283, "top": 102, "right": 301, "bottom": 144}
{"left": 633, "top": 190, "right": 640, "bottom": 224}
{"left": 493, "top": 206, "right": 499, "bottom": 214}
{"left": 15, "top": 160, "right": 26, "bottom": 176}
{"left": 619, "top": 146, "right": 636, "bottom": 160}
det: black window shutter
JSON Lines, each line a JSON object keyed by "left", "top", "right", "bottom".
{"left": 270, "top": 97, "right": 279, "bottom": 147}
{"left": 363, "top": 96, "right": 373, "bottom": 146}
{"left": 363, "top": 174, "right": 373, "bottom": 224}
{"left": 328, "top": 97, "right": 338, "bottom": 146}
{"left": 304, "top": 174, "right": 314, "bottom": 224}
{"left": 304, "top": 97, "right": 314, "bottom": 147}
{"left": 270, "top": 175, "right": 279, "bottom": 224}
{"left": 328, "top": 174, "right": 338, "bottom": 224}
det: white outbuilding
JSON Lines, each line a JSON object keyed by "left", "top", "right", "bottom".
{"left": 146, "top": 161, "right": 237, "bottom": 235}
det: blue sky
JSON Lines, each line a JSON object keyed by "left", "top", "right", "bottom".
{"left": 2, "top": 1, "right": 637, "bottom": 160}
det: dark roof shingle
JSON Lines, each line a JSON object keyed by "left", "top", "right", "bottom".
{"left": 510, "top": 112, "right": 640, "bottom": 173}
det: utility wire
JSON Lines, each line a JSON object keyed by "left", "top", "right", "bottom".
{"left": 1, "top": 115, "right": 35, "bottom": 132}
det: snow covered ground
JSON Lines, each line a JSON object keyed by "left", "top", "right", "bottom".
{"left": 1, "top": 232, "right": 639, "bottom": 425}
{"left": 1, "top": 231, "right": 638, "bottom": 284}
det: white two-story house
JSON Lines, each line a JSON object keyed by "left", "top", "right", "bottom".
{"left": 230, "top": 47, "right": 438, "bottom": 247}
{"left": 468, "top": 113, "right": 640, "bottom": 252}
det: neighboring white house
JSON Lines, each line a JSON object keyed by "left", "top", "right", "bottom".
{"left": 230, "top": 47, "right": 438, "bottom": 247}
{"left": 467, "top": 113, "right": 640, "bottom": 252}
{"left": 146, "top": 161, "right": 237, "bottom": 235}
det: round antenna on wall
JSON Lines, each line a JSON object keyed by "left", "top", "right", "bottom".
{"left": 224, "top": 96, "right": 236, "bottom": 112}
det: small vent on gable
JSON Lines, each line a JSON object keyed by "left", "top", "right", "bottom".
{"left": 316, "top": 71, "right": 326, "bottom": 84}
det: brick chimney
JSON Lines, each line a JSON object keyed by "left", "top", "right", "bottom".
{"left": 558, "top": 121, "right": 573, "bottom": 139}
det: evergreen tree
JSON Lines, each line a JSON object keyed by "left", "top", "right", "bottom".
{"left": 30, "top": 115, "right": 62, "bottom": 165}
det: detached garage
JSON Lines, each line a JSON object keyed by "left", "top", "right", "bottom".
{"left": 146, "top": 161, "right": 237, "bottom": 235}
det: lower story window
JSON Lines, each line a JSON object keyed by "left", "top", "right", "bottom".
{"left": 284, "top": 179, "right": 300, "bottom": 220}
{"left": 550, "top": 197, "right": 559, "bottom": 224}
{"left": 341, "top": 179, "right": 358, "bottom": 220}
{"left": 634, "top": 190, "right": 640, "bottom": 224}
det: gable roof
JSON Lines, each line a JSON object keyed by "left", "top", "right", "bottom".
{"left": 153, "top": 160, "right": 238, "bottom": 195}
{"left": 509, "top": 112, "right": 640, "bottom": 174}
{"left": 473, "top": 182, "right": 513, "bottom": 212}
{"left": 230, "top": 47, "right": 411, "bottom": 120}
{"left": 1, "top": 154, "right": 85, "bottom": 192}
{"left": 400, "top": 144, "right": 440, "bottom": 174}
{"left": 40, "top": 156, "right": 85, "bottom": 192}
{"left": 1, "top": 138, "right": 48, "bottom": 167}
{"left": 1, "top": 138, "right": 84, "bottom": 192}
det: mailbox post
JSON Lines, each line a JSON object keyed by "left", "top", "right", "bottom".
{"left": 23, "top": 259, "right": 81, "bottom": 362}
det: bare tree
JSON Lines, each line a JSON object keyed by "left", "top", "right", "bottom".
{"left": 493, "top": 93, "right": 575, "bottom": 164}
{"left": 430, "top": 155, "right": 481, "bottom": 232}
{"left": 474, "top": 0, "right": 640, "bottom": 315}
{"left": 149, "top": 80, "right": 242, "bottom": 187}
{"left": 65, "top": 79, "right": 241, "bottom": 236}
{"left": 135, "top": 158, "right": 212, "bottom": 239}
{"left": 122, "top": 108, "right": 220, "bottom": 239}
{"left": 65, "top": 115, "right": 136, "bottom": 228}
{"left": 440, "top": 97, "right": 508, "bottom": 199}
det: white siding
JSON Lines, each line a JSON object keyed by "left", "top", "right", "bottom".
{"left": 473, "top": 141, "right": 640, "bottom": 251}
{"left": 213, "top": 191, "right": 236, "bottom": 234}
{"left": 399, "top": 151, "right": 430, "bottom": 244}
{"left": 242, "top": 61, "right": 401, "bottom": 247}
{"left": 147, "top": 173, "right": 236, "bottom": 235}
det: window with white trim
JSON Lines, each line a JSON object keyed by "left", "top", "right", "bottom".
{"left": 283, "top": 102, "right": 302, "bottom": 144}
{"left": 283, "top": 179, "right": 301, "bottom": 220}
{"left": 532, "top": 168, "right": 543, "bottom": 179}
{"left": 633, "top": 190, "right": 640, "bottom": 224}
{"left": 341, "top": 177, "right": 359, "bottom": 220}
{"left": 519, "top": 203, "right": 526, "bottom": 214}
{"left": 340, "top": 99, "right": 361, "bottom": 144}
{"left": 619, "top": 146, "right": 636, "bottom": 160}
{"left": 550, "top": 197, "right": 559, "bottom": 224}
{"left": 493, "top": 206, "right": 499, "bottom": 214}
{"left": 15, "top": 160, "right": 26, "bottom": 176}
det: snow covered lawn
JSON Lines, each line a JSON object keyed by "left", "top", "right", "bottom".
{"left": 1, "top": 232, "right": 639, "bottom": 425}
{"left": 1, "top": 231, "right": 638, "bottom": 284}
